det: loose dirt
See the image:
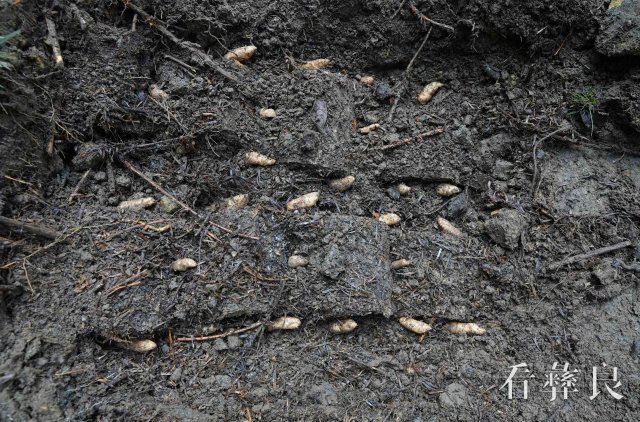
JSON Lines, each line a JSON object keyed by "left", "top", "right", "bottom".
{"left": 1, "top": 0, "right": 639, "bottom": 420}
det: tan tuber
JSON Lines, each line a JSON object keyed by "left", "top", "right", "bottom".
{"left": 172, "top": 258, "right": 197, "bottom": 272}
{"left": 398, "top": 183, "right": 411, "bottom": 196}
{"left": 110, "top": 337, "right": 157, "bottom": 353}
{"left": 245, "top": 152, "right": 276, "bottom": 166}
{"left": 378, "top": 213, "right": 401, "bottom": 226}
{"left": 417, "top": 81, "right": 444, "bottom": 105}
{"left": 445, "top": 322, "right": 486, "bottom": 335}
{"left": 436, "top": 216, "right": 462, "bottom": 236}
{"left": 268, "top": 316, "right": 301, "bottom": 331}
{"left": 148, "top": 84, "right": 168, "bottom": 101}
{"left": 328, "top": 175, "right": 355, "bottom": 192}
{"left": 300, "top": 58, "right": 331, "bottom": 70}
{"left": 224, "top": 45, "right": 257, "bottom": 63}
{"left": 391, "top": 259, "right": 411, "bottom": 270}
{"left": 399, "top": 317, "right": 432, "bottom": 335}
{"left": 436, "top": 183, "right": 461, "bottom": 197}
{"left": 259, "top": 108, "right": 276, "bottom": 120}
{"left": 329, "top": 319, "right": 358, "bottom": 334}
{"left": 359, "top": 76, "right": 375, "bottom": 87}
{"left": 358, "top": 123, "right": 380, "bottom": 134}
{"left": 226, "top": 194, "right": 249, "bottom": 209}
{"left": 288, "top": 255, "right": 309, "bottom": 268}
{"left": 118, "top": 197, "right": 156, "bottom": 210}
{"left": 287, "top": 192, "right": 319, "bottom": 211}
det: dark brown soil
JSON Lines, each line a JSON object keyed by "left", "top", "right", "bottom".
{"left": 1, "top": 0, "right": 639, "bottom": 420}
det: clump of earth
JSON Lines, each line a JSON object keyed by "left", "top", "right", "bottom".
{"left": 1, "top": 0, "right": 639, "bottom": 420}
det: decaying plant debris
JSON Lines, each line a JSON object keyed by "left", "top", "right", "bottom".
{"left": 1, "top": 0, "right": 640, "bottom": 420}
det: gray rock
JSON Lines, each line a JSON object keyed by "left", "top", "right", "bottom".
{"left": 592, "top": 259, "right": 618, "bottom": 285}
{"left": 169, "top": 368, "right": 182, "bottom": 383}
{"left": 596, "top": 0, "right": 640, "bottom": 57}
{"left": 159, "top": 196, "right": 180, "bottom": 214}
{"left": 213, "top": 339, "right": 228, "bottom": 351}
{"left": 484, "top": 209, "right": 527, "bottom": 250}
{"left": 214, "top": 375, "right": 232, "bottom": 389}
{"left": 374, "top": 81, "right": 393, "bottom": 101}
{"left": 631, "top": 338, "right": 640, "bottom": 356}
{"left": 439, "top": 383, "right": 468, "bottom": 408}
{"left": 115, "top": 175, "right": 131, "bottom": 188}
{"left": 93, "top": 171, "right": 107, "bottom": 182}
{"left": 443, "top": 193, "right": 468, "bottom": 219}
{"left": 226, "top": 335, "right": 241, "bottom": 349}
{"left": 320, "top": 244, "right": 345, "bottom": 280}
{"left": 364, "top": 111, "right": 380, "bottom": 124}
{"left": 307, "top": 382, "right": 338, "bottom": 405}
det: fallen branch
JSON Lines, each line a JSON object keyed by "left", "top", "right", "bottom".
{"left": 378, "top": 127, "right": 444, "bottom": 151}
{"left": 530, "top": 127, "right": 570, "bottom": 198}
{"left": 548, "top": 240, "right": 633, "bottom": 270}
{"left": 242, "top": 264, "right": 288, "bottom": 283}
{"left": 121, "top": 159, "right": 260, "bottom": 240}
{"left": 106, "top": 270, "right": 149, "bottom": 296}
{"left": 120, "top": 159, "right": 200, "bottom": 217}
{"left": 45, "top": 16, "right": 64, "bottom": 68}
{"left": 408, "top": 2, "right": 455, "bottom": 33}
{"left": 68, "top": 169, "right": 91, "bottom": 202}
{"left": 0, "top": 216, "right": 60, "bottom": 240}
{"left": 121, "top": 1, "right": 238, "bottom": 82}
{"left": 175, "top": 321, "right": 262, "bottom": 342}
{"left": 387, "top": 26, "right": 433, "bottom": 123}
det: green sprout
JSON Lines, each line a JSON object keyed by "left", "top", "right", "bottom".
{"left": 0, "top": 29, "right": 20, "bottom": 70}
{"left": 569, "top": 89, "right": 598, "bottom": 135}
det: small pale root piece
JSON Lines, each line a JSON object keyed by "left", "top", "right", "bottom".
{"left": 360, "top": 76, "right": 374, "bottom": 86}
{"left": 259, "top": 108, "right": 276, "bottom": 120}
{"left": 328, "top": 175, "right": 355, "bottom": 192}
{"left": 436, "top": 183, "right": 461, "bottom": 197}
{"left": 436, "top": 216, "right": 461, "bottom": 236}
{"left": 391, "top": 259, "right": 411, "bottom": 270}
{"left": 399, "top": 317, "right": 432, "bottom": 335}
{"left": 111, "top": 338, "right": 157, "bottom": 353}
{"left": 288, "top": 255, "right": 309, "bottom": 268}
{"left": 245, "top": 152, "right": 276, "bottom": 166}
{"left": 45, "top": 17, "right": 64, "bottom": 68}
{"left": 172, "top": 258, "right": 197, "bottom": 272}
{"left": 224, "top": 45, "right": 257, "bottom": 62}
{"left": 358, "top": 123, "right": 380, "bottom": 135}
{"left": 301, "top": 58, "right": 331, "bottom": 70}
{"left": 379, "top": 213, "right": 401, "bottom": 226}
{"left": 445, "top": 322, "right": 486, "bottom": 335}
{"left": 398, "top": 183, "right": 411, "bottom": 196}
{"left": 329, "top": 319, "right": 358, "bottom": 334}
{"left": 148, "top": 84, "right": 168, "bottom": 100}
{"left": 117, "top": 197, "right": 156, "bottom": 210}
{"left": 268, "top": 316, "right": 301, "bottom": 331}
{"left": 417, "top": 81, "right": 444, "bottom": 105}
{"left": 226, "top": 194, "right": 249, "bottom": 209}
{"left": 287, "top": 192, "right": 319, "bottom": 210}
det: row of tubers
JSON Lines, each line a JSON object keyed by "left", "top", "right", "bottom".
{"left": 268, "top": 316, "right": 485, "bottom": 336}
{"left": 224, "top": 45, "right": 331, "bottom": 72}
{"left": 114, "top": 318, "right": 486, "bottom": 354}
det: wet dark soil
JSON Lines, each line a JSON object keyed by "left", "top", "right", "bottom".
{"left": 1, "top": 0, "right": 639, "bottom": 420}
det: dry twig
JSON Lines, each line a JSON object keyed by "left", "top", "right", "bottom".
{"left": 548, "top": 240, "right": 633, "bottom": 271}
{"left": 45, "top": 16, "right": 64, "bottom": 68}
{"left": 387, "top": 26, "right": 433, "bottom": 123}
{"left": 378, "top": 127, "right": 444, "bottom": 151}
{"left": 0, "top": 216, "right": 60, "bottom": 240}
{"left": 408, "top": 2, "right": 455, "bottom": 33}
{"left": 68, "top": 169, "right": 91, "bottom": 202}
{"left": 175, "top": 321, "right": 262, "bottom": 342}
{"left": 121, "top": 1, "right": 238, "bottom": 82}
